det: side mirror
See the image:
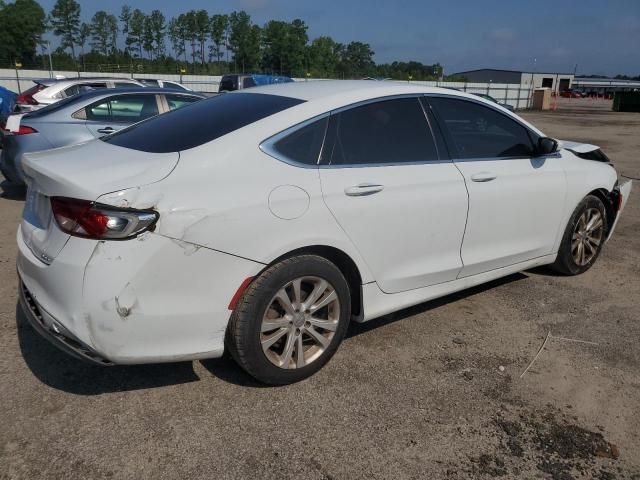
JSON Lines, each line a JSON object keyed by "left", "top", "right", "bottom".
{"left": 537, "top": 137, "right": 558, "bottom": 156}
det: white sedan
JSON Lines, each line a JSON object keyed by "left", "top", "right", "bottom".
{"left": 17, "top": 81, "right": 632, "bottom": 384}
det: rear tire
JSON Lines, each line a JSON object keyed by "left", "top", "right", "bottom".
{"left": 551, "top": 195, "right": 607, "bottom": 275}
{"left": 227, "top": 255, "right": 351, "bottom": 385}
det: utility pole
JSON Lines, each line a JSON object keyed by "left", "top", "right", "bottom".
{"left": 45, "top": 41, "right": 53, "bottom": 79}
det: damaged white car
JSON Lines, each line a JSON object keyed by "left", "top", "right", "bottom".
{"left": 17, "top": 81, "right": 632, "bottom": 384}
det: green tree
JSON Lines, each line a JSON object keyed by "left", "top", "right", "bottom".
{"left": 49, "top": 0, "right": 81, "bottom": 59}
{"left": 119, "top": 5, "right": 131, "bottom": 54}
{"left": 0, "top": 0, "right": 46, "bottom": 65}
{"left": 340, "top": 41, "right": 375, "bottom": 78}
{"left": 168, "top": 15, "right": 188, "bottom": 62}
{"left": 89, "top": 10, "right": 118, "bottom": 56}
{"left": 209, "top": 14, "right": 228, "bottom": 63}
{"left": 148, "top": 10, "right": 166, "bottom": 58}
{"left": 308, "top": 36, "right": 342, "bottom": 78}
{"left": 127, "top": 8, "right": 145, "bottom": 58}
{"left": 194, "top": 9, "right": 209, "bottom": 66}
{"left": 78, "top": 22, "right": 90, "bottom": 56}
{"left": 262, "top": 19, "right": 307, "bottom": 76}
{"left": 183, "top": 10, "right": 198, "bottom": 64}
{"left": 142, "top": 14, "right": 154, "bottom": 60}
{"left": 228, "top": 10, "right": 261, "bottom": 73}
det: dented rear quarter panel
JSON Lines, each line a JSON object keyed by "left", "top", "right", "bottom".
{"left": 81, "top": 232, "right": 262, "bottom": 363}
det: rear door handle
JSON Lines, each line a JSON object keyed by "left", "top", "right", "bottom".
{"left": 344, "top": 183, "right": 384, "bottom": 196}
{"left": 470, "top": 172, "right": 497, "bottom": 182}
{"left": 97, "top": 127, "right": 115, "bottom": 134}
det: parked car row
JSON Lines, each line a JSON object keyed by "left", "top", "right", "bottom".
{"left": 9, "top": 79, "right": 631, "bottom": 385}
{"left": 1, "top": 88, "right": 204, "bottom": 184}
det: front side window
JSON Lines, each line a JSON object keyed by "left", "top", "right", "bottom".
{"left": 104, "top": 93, "right": 305, "bottom": 153}
{"left": 323, "top": 97, "right": 438, "bottom": 166}
{"left": 84, "top": 94, "right": 159, "bottom": 123}
{"left": 113, "top": 81, "right": 136, "bottom": 88}
{"left": 428, "top": 97, "right": 536, "bottom": 159}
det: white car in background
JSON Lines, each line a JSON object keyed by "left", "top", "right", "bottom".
{"left": 17, "top": 81, "right": 631, "bottom": 384}
{"left": 134, "top": 78, "right": 192, "bottom": 91}
{"left": 15, "top": 77, "right": 145, "bottom": 112}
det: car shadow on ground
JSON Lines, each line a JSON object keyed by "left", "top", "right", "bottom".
{"left": 0, "top": 180, "right": 26, "bottom": 200}
{"left": 17, "top": 272, "right": 533, "bottom": 393}
{"left": 345, "top": 272, "right": 529, "bottom": 340}
{"left": 15, "top": 304, "right": 200, "bottom": 395}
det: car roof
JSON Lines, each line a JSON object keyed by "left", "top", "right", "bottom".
{"left": 34, "top": 77, "right": 144, "bottom": 89}
{"left": 245, "top": 79, "right": 469, "bottom": 102}
{"left": 239, "top": 80, "right": 544, "bottom": 138}
{"left": 73, "top": 87, "right": 202, "bottom": 97}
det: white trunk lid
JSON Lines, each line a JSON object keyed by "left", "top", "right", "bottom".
{"left": 20, "top": 140, "right": 178, "bottom": 263}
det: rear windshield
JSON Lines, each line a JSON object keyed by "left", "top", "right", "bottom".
{"left": 104, "top": 92, "right": 304, "bottom": 153}
{"left": 23, "top": 94, "right": 84, "bottom": 118}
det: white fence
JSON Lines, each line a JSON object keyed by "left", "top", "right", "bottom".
{"left": 0, "top": 68, "right": 534, "bottom": 109}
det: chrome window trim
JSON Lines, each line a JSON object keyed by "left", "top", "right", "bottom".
{"left": 261, "top": 92, "right": 537, "bottom": 170}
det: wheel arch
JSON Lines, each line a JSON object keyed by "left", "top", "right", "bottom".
{"left": 587, "top": 187, "right": 617, "bottom": 236}
{"left": 266, "top": 245, "right": 364, "bottom": 320}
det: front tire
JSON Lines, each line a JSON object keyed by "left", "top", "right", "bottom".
{"left": 227, "top": 255, "right": 351, "bottom": 385}
{"left": 551, "top": 195, "right": 607, "bottom": 275}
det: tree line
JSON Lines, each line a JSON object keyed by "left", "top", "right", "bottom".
{"left": 0, "top": 0, "right": 447, "bottom": 80}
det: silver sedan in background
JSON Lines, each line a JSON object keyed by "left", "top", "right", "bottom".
{"left": 0, "top": 88, "right": 205, "bottom": 185}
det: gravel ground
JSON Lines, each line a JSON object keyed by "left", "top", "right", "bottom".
{"left": 1, "top": 98, "right": 639, "bottom": 480}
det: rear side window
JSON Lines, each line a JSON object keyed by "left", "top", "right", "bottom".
{"left": 163, "top": 81, "right": 187, "bottom": 91}
{"left": 82, "top": 94, "right": 159, "bottom": 123}
{"left": 269, "top": 117, "right": 328, "bottom": 165}
{"left": 323, "top": 97, "right": 438, "bottom": 166}
{"left": 242, "top": 77, "right": 256, "bottom": 89}
{"left": 165, "top": 94, "right": 200, "bottom": 111}
{"left": 84, "top": 82, "right": 108, "bottom": 89}
{"left": 219, "top": 76, "right": 237, "bottom": 92}
{"left": 113, "top": 81, "right": 136, "bottom": 88}
{"left": 429, "top": 97, "right": 536, "bottom": 159}
{"left": 104, "top": 93, "right": 305, "bottom": 153}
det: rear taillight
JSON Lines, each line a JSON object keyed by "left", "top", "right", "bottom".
{"left": 14, "top": 125, "right": 37, "bottom": 135}
{"left": 51, "top": 197, "right": 159, "bottom": 240}
{"left": 16, "top": 84, "right": 46, "bottom": 105}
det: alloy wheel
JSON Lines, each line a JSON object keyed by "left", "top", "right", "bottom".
{"left": 571, "top": 208, "right": 604, "bottom": 266}
{"left": 260, "top": 276, "right": 340, "bottom": 369}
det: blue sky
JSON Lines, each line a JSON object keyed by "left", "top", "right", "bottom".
{"left": 37, "top": 0, "right": 640, "bottom": 75}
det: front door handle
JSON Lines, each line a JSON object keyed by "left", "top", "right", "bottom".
{"left": 97, "top": 127, "right": 115, "bottom": 134}
{"left": 344, "top": 183, "right": 384, "bottom": 196}
{"left": 470, "top": 172, "right": 497, "bottom": 182}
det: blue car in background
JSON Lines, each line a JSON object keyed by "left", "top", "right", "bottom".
{"left": 218, "top": 74, "right": 294, "bottom": 92}
{"left": 0, "top": 86, "right": 17, "bottom": 125}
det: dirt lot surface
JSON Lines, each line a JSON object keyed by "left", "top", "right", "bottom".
{"left": 1, "top": 98, "right": 639, "bottom": 480}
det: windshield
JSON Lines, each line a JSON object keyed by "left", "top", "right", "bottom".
{"left": 104, "top": 92, "right": 304, "bottom": 153}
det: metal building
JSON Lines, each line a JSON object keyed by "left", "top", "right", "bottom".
{"left": 451, "top": 69, "right": 575, "bottom": 92}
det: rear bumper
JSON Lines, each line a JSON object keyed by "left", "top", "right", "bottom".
{"left": 17, "top": 225, "right": 262, "bottom": 365}
{"left": 18, "top": 279, "right": 112, "bottom": 365}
